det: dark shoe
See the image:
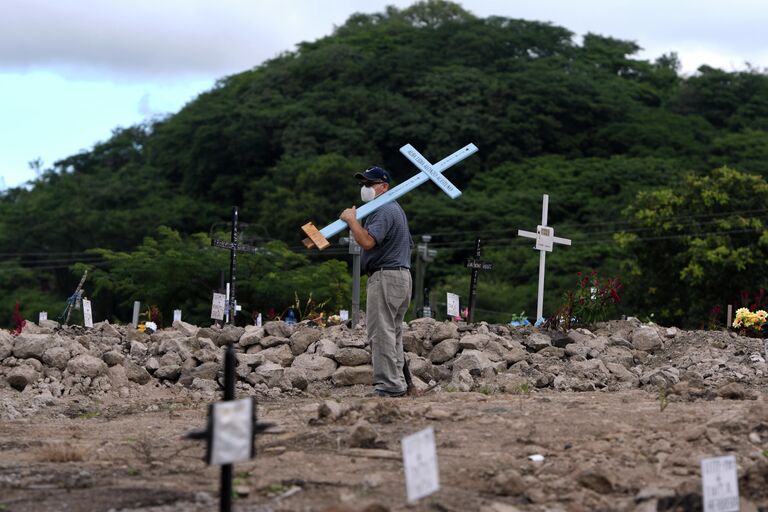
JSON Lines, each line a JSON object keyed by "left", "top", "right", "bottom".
{"left": 366, "top": 389, "right": 406, "bottom": 398}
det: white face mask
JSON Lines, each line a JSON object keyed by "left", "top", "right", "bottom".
{"left": 360, "top": 185, "right": 377, "bottom": 202}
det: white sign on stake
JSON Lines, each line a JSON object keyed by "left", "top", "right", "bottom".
{"left": 173, "top": 309, "right": 182, "bottom": 322}
{"left": 82, "top": 299, "right": 93, "bottom": 328}
{"left": 339, "top": 310, "right": 349, "bottom": 322}
{"left": 701, "top": 455, "right": 739, "bottom": 512}
{"left": 446, "top": 293, "right": 460, "bottom": 318}
{"left": 210, "top": 398, "right": 254, "bottom": 465}
{"left": 402, "top": 427, "right": 440, "bottom": 503}
{"left": 39, "top": 311, "right": 47, "bottom": 323}
{"left": 211, "top": 293, "right": 226, "bottom": 321}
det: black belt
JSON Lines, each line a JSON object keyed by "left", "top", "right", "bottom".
{"left": 367, "top": 266, "right": 409, "bottom": 277}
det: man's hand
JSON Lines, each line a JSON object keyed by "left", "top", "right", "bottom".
{"left": 340, "top": 207, "right": 357, "bottom": 224}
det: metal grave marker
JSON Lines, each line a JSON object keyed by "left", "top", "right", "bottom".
{"left": 464, "top": 238, "right": 494, "bottom": 323}
{"left": 701, "top": 455, "right": 739, "bottom": 512}
{"left": 82, "top": 298, "right": 93, "bottom": 328}
{"left": 131, "top": 301, "right": 141, "bottom": 327}
{"left": 446, "top": 292, "right": 460, "bottom": 318}
{"left": 301, "top": 143, "right": 478, "bottom": 250}
{"left": 402, "top": 426, "right": 440, "bottom": 503}
{"left": 517, "top": 194, "right": 572, "bottom": 321}
{"left": 211, "top": 293, "right": 226, "bottom": 321}
{"left": 211, "top": 207, "right": 260, "bottom": 324}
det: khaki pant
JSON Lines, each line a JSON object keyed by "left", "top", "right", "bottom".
{"left": 366, "top": 269, "right": 412, "bottom": 394}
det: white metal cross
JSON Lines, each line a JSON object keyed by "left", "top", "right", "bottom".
{"left": 517, "top": 194, "right": 572, "bottom": 321}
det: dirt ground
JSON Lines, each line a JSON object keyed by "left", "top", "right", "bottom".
{"left": 2, "top": 383, "right": 768, "bottom": 512}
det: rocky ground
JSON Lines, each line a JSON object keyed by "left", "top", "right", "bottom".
{"left": 1, "top": 317, "right": 767, "bottom": 511}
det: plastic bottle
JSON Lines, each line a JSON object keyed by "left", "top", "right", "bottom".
{"left": 286, "top": 309, "right": 296, "bottom": 325}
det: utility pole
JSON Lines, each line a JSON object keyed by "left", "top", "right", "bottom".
{"left": 413, "top": 235, "right": 437, "bottom": 316}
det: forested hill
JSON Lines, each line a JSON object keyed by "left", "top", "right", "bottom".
{"left": 3, "top": 0, "right": 768, "bottom": 327}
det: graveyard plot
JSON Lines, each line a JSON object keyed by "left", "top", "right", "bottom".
{"left": 1, "top": 318, "right": 768, "bottom": 511}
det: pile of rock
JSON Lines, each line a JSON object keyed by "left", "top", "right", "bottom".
{"left": 1, "top": 315, "right": 764, "bottom": 401}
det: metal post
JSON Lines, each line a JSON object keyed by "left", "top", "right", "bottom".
{"left": 468, "top": 238, "right": 481, "bottom": 323}
{"left": 351, "top": 240, "right": 361, "bottom": 328}
{"left": 229, "top": 207, "right": 238, "bottom": 325}
{"left": 131, "top": 301, "right": 141, "bottom": 327}
{"left": 221, "top": 343, "right": 236, "bottom": 512}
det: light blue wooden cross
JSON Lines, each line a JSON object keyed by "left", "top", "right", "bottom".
{"left": 302, "top": 143, "right": 478, "bottom": 249}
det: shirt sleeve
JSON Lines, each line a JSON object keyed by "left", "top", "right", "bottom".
{"left": 365, "top": 208, "right": 393, "bottom": 245}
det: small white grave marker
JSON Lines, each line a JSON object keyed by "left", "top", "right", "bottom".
{"left": 701, "top": 455, "right": 739, "bottom": 512}
{"left": 39, "top": 311, "right": 47, "bottom": 323}
{"left": 173, "top": 309, "right": 182, "bottom": 322}
{"left": 82, "top": 299, "right": 93, "bottom": 328}
{"left": 446, "top": 293, "right": 460, "bottom": 318}
{"left": 210, "top": 398, "right": 254, "bottom": 465}
{"left": 211, "top": 293, "right": 226, "bottom": 321}
{"left": 339, "top": 309, "right": 349, "bottom": 322}
{"left": 402, "top": 427, "right": 439, "bottom": 503}
{"left": 255, "top": 313, "right": 262, "bottom": 327}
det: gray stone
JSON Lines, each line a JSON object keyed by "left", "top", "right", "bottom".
{"left": 402, "top": 332, "right": 425, "bottom": 355}
{"left": 125, "top": 328, "right": 150, "bottom": 343}
{"left": 67, "top": 354, "right": 108, "bottom": 378}
{"left": 718, "top": 382, "right": 747, "bottom": 400}
{"left": 107, "top": 365, "right": 129, "bottom": 388}
{"left": 459, "top": 333, "right": 491, "bottom": 350}
{"left": 194, "top": 348, "right": 219, "bottom": 363}
{"left": 338, "top": 336, "right": 367, "bottom": 349}
{"left": 237, "top": 353, "right": 265, "bottom": 367}
{"left": 605, "top": 362, "right": 638, "bottom": 384}
{"left": 492, "top": 469, "right": 526, "bottom": 496}
{"left": 504, "top": 346, "right": 528, "bottom": 364}
{"left": 259, "top": 344, "right": 295, "bottom": 367}
{"left": 453, "top": 349, "right": 493, "bottom": 375}
{"left": 284, "top": 367, "right": 308, "bottom": 390}
{"left": 259, "top": 335, "right": 289, "bottom": 348}
{"left": 264, "top": 321, "right": 293, "bottom": 338}
{"left": 289, "top": 328, "right": 322, "bottom": 355}
{"left": 314, "top": 338, "right": 338, "bottom": 358}
{"left": 537, "top": 346, "right": 565, "bottom": 359}
{"left": 7, "top": 365, "right": 39, "bottom": 391}
{"left": 102, "top": 350, "right": 125, "bottom": 366}
{"left": 145, "top": 357, "right": 160, "bottom": 372}
{"left": 250, "top": 362, "right": 284, "bottom": 387}
{"left": 431, "top": 322, "right": 459, "bottom": 343}
{"left": 0, "top": 331, "right": 12, "bottom": 360}
{"left": 124, "top": 360, "right": 151, "bottom": 384}
{"left": 451, "top": 368, "right": 474, "bottom": 392}
{"left": 159, "top": 351, "right": 183, "bottom": 367}
{"left": 429, "top": 339, "right": 460, "bottom": 364}
{"left": 334, "top": 347, "right": 370, "bottom": 366}
{"left": 42, "top": 346, "right": 70, "bottom": 370}
{"left": 189, "top": 361, "right": 220, "bottom": 381}
{"left": 12, "top": 334, "right": 50, "bottom": 360}
{"left": 216, "top": 326, "right": 245, "bottom": 346}
{"left": 526, "top": 333, "right": 552, "bottom": 351}
{"left": 158, "top": 338, "right": 193, "bottom": 360}
{"left": 129, "top": 341, "right": 148, "bottom": 359}
{"left": 190, "top": 378, "right": 219, "bottom": 393}
{"left": 291, "top": 353, "right": 338, "bottom": 381}
{"left": 565, "top": 343, "right": 590, "bottom": 358}
{"left": 406, "top": 355, "right": 434, "bottom": 382}
{"left": 155, "top": 365, "right": 182, "bottom": 381}
{"left": 631, "top": 327, "right": 663, "bottom": 352}
{"left": 173, "top": 320, "right": 199, "bottom": 337}
{"left": 238, "top": 326, "right": 264, "bottom": 348}
{"left": 332, "top": 365, "right": 374, "bottom": 386}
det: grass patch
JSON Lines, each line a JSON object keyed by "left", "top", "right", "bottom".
{"left": 36, "top": 444, "right": 87, "bottom": 462}
{"left": 77, "top": 411, "right": 100, "bottom": 420}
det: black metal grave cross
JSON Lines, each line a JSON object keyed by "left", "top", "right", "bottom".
{"left": 211, "top": 207, "right": 259, "bottom": 324}
{"left": 464, "top": 238, "right": 493, "bottom": 323}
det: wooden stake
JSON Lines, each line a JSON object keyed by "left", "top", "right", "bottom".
{"left": 301, "top": 222, "right": 330, "bottom": 250}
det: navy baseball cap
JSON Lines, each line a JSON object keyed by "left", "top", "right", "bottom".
{"left": 355, "top": 166, "right": 391, "bottom": 184}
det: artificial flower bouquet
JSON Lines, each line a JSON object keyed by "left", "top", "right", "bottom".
{"left": 732, "top": 307, "right": 768, "bottom": 336}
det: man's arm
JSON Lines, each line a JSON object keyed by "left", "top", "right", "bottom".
{"left": 340, "top": 207, "right": 377, "bottom": 250}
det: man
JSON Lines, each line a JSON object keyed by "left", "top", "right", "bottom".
{"left": 340, "top": 166, "right": 413, "bottom": 397}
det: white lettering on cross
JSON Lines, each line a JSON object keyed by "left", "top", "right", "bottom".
{"left": 400, "top": 144, "right": 461, "bottom": 199}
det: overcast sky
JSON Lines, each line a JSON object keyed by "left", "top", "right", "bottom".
{"left": 1, "top": 0, "right": 767, "bottom": 189}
